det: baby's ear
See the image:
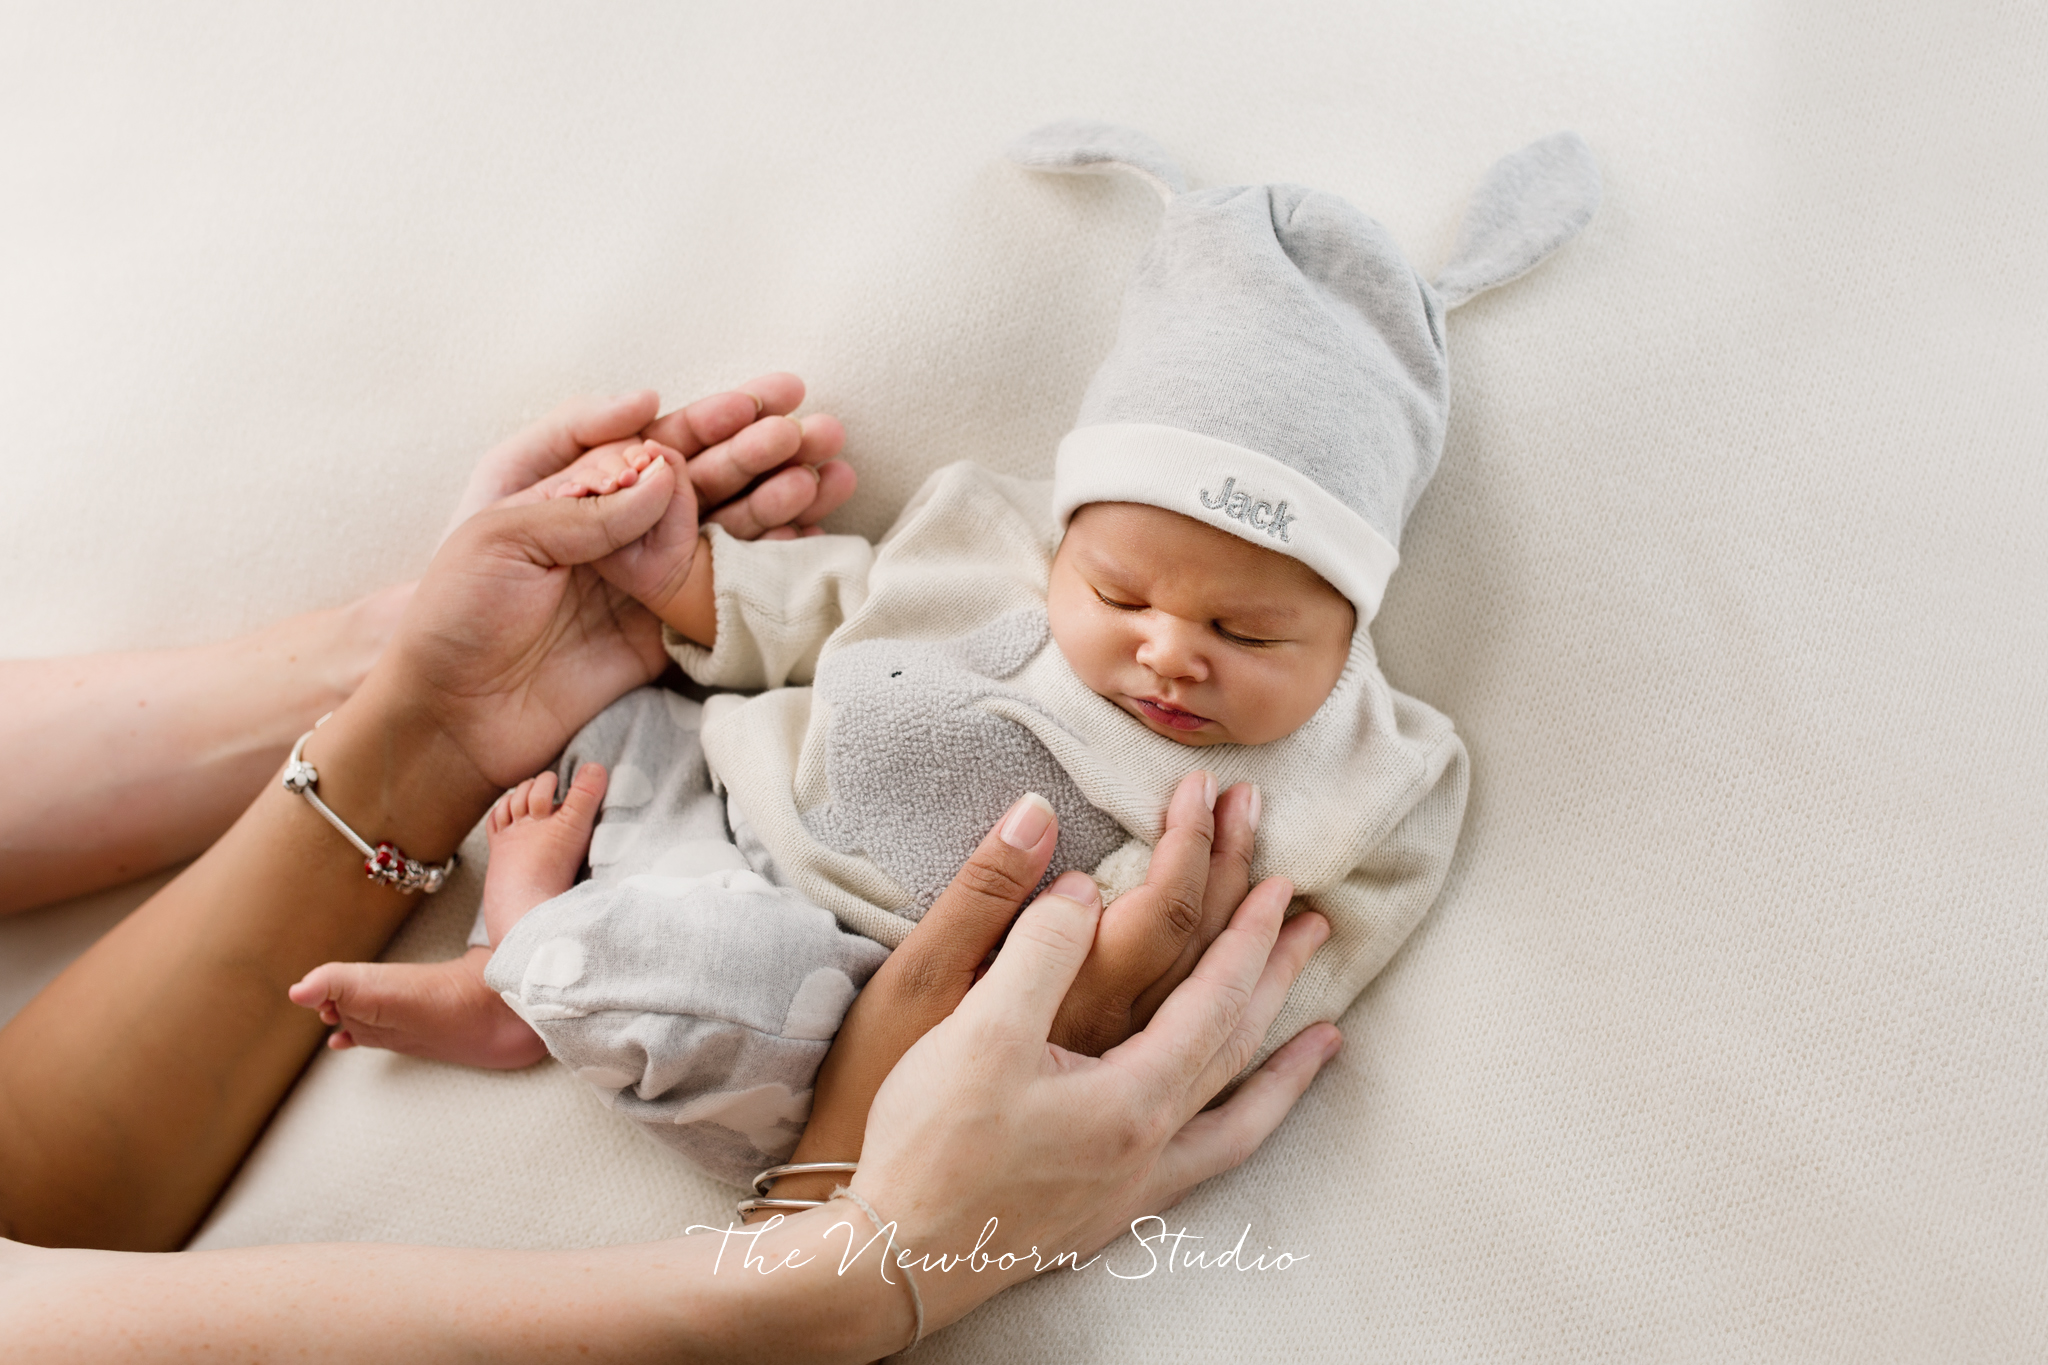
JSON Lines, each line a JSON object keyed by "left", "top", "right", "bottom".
{"left": 1432, "top": 131, "right": 1602, "bottom": 309}
{"left": 1008, "top": 119, "right": 1187, "bottom": 205}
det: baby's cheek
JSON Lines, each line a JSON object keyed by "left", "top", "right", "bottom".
{"left": 1226, "top": 664, "right": 1318, "bottom": 744}
{"left": 1046, "top": 602, "right": 1116, "bottom": 694}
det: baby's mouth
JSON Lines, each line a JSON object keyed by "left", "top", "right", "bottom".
{"left": 1131, "top": 696, "right": 1213, "bottom": 732}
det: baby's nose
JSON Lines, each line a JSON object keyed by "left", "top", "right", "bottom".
{"left": 1134, "top": 619, "right": 1207, "bottom": 680}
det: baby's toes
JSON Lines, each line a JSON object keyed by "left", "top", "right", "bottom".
{"left": 555, "top": 763, "right": 609, "bottom": 835}
{"left": 486, "top": 787, "right": 519, "bottom": 836}
{"left": 502, "top": 777, "right": 540, "bottom": 823}
{"left": 290, "top": 962, "right": 374, "bottom": 1032}
{"left": 289, "top": 963, "right": 343, "bottom": 1010}
{"left": 521, "top": 771, "right": 560, "bottom": 822}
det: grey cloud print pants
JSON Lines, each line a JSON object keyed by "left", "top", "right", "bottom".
{"left": 482, "top": 687, "right": 889, "bottom": 1187}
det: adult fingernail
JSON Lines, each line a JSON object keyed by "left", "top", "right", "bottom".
{"left": 1202, "top": 771, "right": 1218, "bottom": 811}
{"left": 1247, "top": 784, "right": 1263, "bottom": 832}
{"left": 1000, "top": 792, "right": 1055, "bottom": 849}
{"left": 1048, "top": 870, "right": 1100, "bottom": 907}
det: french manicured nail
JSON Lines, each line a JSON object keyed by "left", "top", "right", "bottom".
{"left": 1202, "top": 771, "right": 1219, "bottom": 811}
{"left": 1047, "top": 870, "right": 1101, "bottom": 908}
{"left": 1247, "top": 784, "right": 1263, "bottom": 832}
{"left": 1000, "top": 792, "right": 1055, "bottom": 849}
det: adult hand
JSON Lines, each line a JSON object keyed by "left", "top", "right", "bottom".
{"left": 0, "top": 379, "right": 850, "bottom": 1254}
{"left": 1053, "top": 776, "right": 1262, "bottom": 1054}
{"left": 445, "top": 376, "right": 853, "bottom": 539}
{"left": 642, "top": 374, "right": 852, "bottom": 542}
{"left": 760, "top": 772, "right": 1286, "bottom": 1210}
{"left": 379, "top": 380, "right": 853, "bottom": 799}
{"left": 850, "top": 858, "right": 1339, "bottom": 1336}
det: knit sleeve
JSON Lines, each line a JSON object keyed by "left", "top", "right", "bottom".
{"left": 663, "top": 525, "right": 874, "bottom": 690}
{"left": 1250, "top": 726, "right": 1469, "bottom": 1073}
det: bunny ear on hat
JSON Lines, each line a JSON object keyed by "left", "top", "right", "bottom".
{"left": 1006, "top": 119, "right": 1188, "bottom": 204}
{"left": 1431, "top": 131, "right": 1602, "bottom": 309}
{"left": 1012, "top": 120, "right": 1600, "bottom": 627}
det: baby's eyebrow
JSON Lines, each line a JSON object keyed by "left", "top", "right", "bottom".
{"left": 1079, "top": 553, "right": 1146, "bottom": 594}
{"left": 1078, "top": 549, "right": 1306, "bottom": 629}
{"left": 1214, "top": 605, "right": 1301, "bottom": 635}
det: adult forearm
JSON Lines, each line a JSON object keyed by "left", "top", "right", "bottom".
{"left": 0, "top": 672, "right": 496, "bottom": 1250}
{"left": 0, "top": 1203, "right": 916, "bottom": 1364}
{"left": 0, "top": 587, "right": 409, "bottom": 915}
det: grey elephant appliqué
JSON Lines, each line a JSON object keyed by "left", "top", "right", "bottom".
{"left": 802, "top": 607, "right": 1129, "bottom": 915}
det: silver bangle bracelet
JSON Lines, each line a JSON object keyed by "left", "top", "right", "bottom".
{"left": 733, "top": 1164, "right": 922, "bottom": 1350}
{"left": 751, "top": 1161, "right": 859, "bottom": 1196}
{"left": 735, "top": 1197, "right": 827, "bottom": 1216}
{"left": 281, "top": 717, "right": 457, "bottom": 895}
{"left": 736, "top": 1161, "right": 859, "bottom": 1217}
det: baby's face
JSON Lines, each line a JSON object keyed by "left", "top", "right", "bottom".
{"left": 1047, "top": 502, "right": 1356, "bottom": 747}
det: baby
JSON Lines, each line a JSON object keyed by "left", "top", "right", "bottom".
{"left": 294, "top": 122, "right": 1599, "bottom": 1185}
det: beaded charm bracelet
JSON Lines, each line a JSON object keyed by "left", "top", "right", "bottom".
{"left": 281, "top": 717, "right": 456, "bottom": 894}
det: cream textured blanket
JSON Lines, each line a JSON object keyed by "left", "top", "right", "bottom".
{"left": 2, "top": 2, "right": 2043, "bottom": 1359}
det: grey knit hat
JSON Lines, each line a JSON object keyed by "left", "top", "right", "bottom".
{"left": 1011, "top": 122, "right": 1600, "bottom": 623}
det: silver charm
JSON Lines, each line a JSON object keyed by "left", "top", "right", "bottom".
{"left": 282, "top": 718, "right": 456, "bottom": 895}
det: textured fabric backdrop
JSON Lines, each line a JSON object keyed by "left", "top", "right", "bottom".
{"left": 2, "top": 2, "right": 2044, "bottom": 1359}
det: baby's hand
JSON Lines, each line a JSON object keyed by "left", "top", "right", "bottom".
{"left": 553, "top": 406, "right": 850, "bottom": 644}
{"left": 549, "top": 437, "right": 710, "bottom": 630}
{"left": 543, "top": 437, "right": 660, "bottom": 500}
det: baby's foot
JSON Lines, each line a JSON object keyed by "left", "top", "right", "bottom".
{"left": 288, "top": 947, "right": 547, "bottom": 1069}
{"left": 284, "top": 764, "right": 607, "bottom": 1069}
{"left": 479, "top": 763, "right": 609, "bottom": 946}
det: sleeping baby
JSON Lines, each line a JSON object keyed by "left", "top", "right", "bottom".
{"left": 292, "top": 121, "right": 1600, "bottom": 1185}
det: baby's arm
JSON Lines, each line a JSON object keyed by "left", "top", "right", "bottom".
{"left": 653, "top": 527, "right": 877, "bottom": 689}
{"left": 540, "top": 438, "right": 720, "bottom": 643}
{"left": 647, "top": 531, "right": 720, "bottom": 648}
